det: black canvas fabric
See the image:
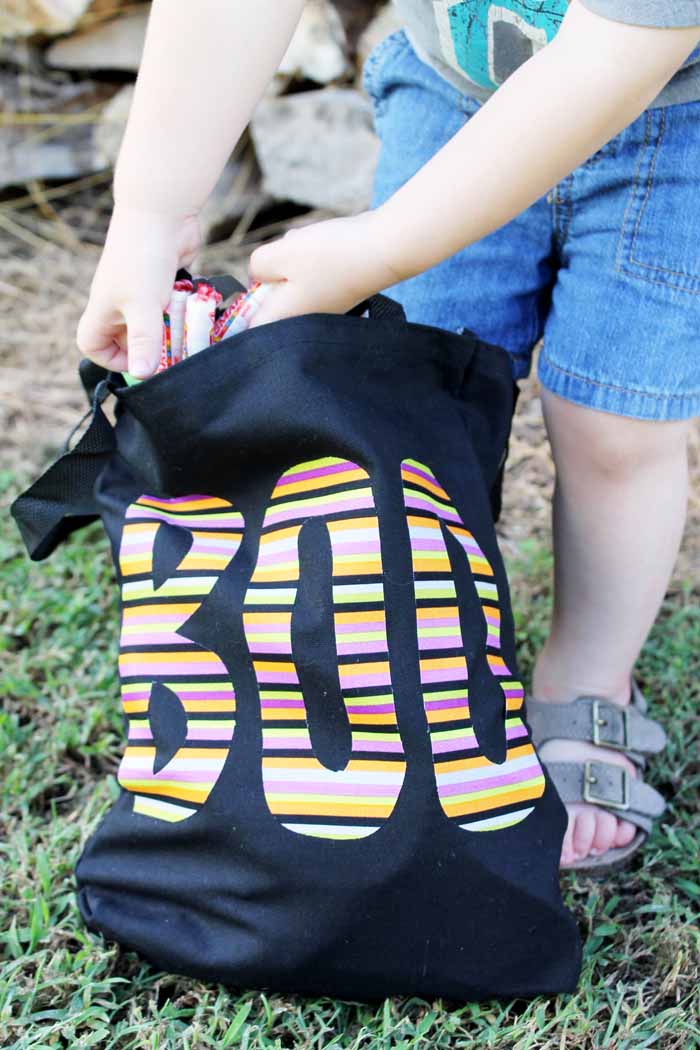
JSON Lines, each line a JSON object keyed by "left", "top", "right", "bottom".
{"left": 12, "top": 284, "right": 581, "bottom": 1001}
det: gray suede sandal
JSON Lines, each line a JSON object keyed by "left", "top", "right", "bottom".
{"left": 526, "top": 682, "right": 667, "bottom": 871}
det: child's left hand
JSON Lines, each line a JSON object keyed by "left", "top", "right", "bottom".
{"left": 247, "top": 210, "right": 400, "bottom": 328}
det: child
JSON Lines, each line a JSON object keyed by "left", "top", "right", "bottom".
{"left": 77, "top": 0, "right": 700, "bottom": 869}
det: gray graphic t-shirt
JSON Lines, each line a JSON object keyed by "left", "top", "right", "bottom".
{"left": 393, "top": 0, "right": 700, "bottom": 108}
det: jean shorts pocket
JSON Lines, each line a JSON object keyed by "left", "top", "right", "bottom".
{"left": 361, "top": 28, "right": 410, "bottom": 118}
{"left": 616, "top": 105, "right": 700, "bottom": 296}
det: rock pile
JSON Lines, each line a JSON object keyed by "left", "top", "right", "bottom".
{"left": 1, "top": 0, "right": 403, "bottom": 240}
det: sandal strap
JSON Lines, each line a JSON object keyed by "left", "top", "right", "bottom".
{"left": 545, "top": 760, "right": 666, "bottom": 835}
{"left": 526, "top": 694, "right": 666, "bottom": 757}
{"left": 630, "top": 679, "right": 649, "bottom": 715}
{"left": 566, "top": 830, "right": 646, "bottom": 871}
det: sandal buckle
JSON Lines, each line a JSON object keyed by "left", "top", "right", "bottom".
{"left": 591, "top": 699, "right": 629, "bottom": 751}
{"left": 583, "top": 761, "right": 630, "bottom": 810}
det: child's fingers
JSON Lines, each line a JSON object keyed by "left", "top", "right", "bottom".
{"left": 248, "top": 236, "right": 290, "bottom": 284}
{"left": 76, "top": 306, "right": 128, "bottom": 372}
{"left": 247, "top": 281, "right": 306, "bottom": 330}
{"left": 77, "top": 299, "right": 162, "bottom": 379}
{"left": 123, "top": 304, "right": 164, "bottom": 379}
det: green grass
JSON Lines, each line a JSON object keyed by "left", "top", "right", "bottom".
{"left": 1, "top": 473, "right": 699, "bottom": 1050}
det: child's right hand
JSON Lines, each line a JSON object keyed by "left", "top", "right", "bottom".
{"left": 76, "top": 204, "right": 201, "bottom": 380}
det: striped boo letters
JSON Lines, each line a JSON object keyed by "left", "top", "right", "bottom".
{"left": 116, "top": 455, "right": 545, "bottom": 838}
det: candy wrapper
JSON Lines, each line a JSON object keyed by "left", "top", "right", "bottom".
{"left": 158, "top": 312, "right": 172, "bottom": 372}
{"left": 211, "top": 282, "right": 270, "bottom": 342}
{"left": 182, "top": 282, "right": 222, "bottom": 358}
{"left": 122, "top": 275, "right": 271, "bottom": 385}
{"left": 168, "top": 278, "right": 194, "bottom": 364}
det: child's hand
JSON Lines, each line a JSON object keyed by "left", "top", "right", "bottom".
{"left": 76, "top": 205, "right": 201, "bottom": 379}
{"left": 247, "top": 211, "right": 398, "bottom": 328}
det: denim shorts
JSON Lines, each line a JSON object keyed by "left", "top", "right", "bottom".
{"left": 363, "top": 28, "right": 700, "bottom": 420}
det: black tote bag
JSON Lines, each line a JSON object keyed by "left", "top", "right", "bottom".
{"left": 12, "top": 282, "right": 581, "bottom": 1001}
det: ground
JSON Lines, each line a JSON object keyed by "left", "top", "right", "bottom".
{"left": 1, "top": 209, "right": 699, "bottom": 1048}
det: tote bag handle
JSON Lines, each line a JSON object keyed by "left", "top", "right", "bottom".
{"left": 11, "top": 358, "right": 117, "bottom": 561}
{"left": 347, "top": 293, "right": 407, "bottom": 322}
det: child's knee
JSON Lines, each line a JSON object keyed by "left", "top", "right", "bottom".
{"left": 541, "top": 389, "right": 690, "bottom": 481}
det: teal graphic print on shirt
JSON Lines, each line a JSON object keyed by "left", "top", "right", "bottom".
{"left": 433, "top": 0, "right": 568, "bottom": 90}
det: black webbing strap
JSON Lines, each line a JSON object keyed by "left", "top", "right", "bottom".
{"left": 11, "top": 363, "right": 117, "bottom": 561}
{"left": 348, "top": 293, "right": 407, "bottom": 323}
{"left": 78, "top": 357, "right": 112, "bottom": 406}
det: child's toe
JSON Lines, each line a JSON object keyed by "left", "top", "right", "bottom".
{"left": 589, "top": 809, "right": 618, "bottom": 855}
{"left": 571, "top": 806, "right": 596, "bottom": 860}
{"left": 614, "top": 818, "right": 637, "bottom": 848}
{"left": 560, "top": 810, "right": 577, "bottom": 865}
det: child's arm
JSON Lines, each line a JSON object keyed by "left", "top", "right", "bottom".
{"left": 77, "top": 0, "right": 305, "bottom": 378}
{"left": 249, "top": 1, "right": 700, "bottom": 323}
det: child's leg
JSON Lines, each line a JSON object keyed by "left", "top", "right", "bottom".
{"left": 533, "top": 393, "right": 690, "bottom": 864}
{"left": 533, "top": 101, "right": 700, "bottom": 864}
{"left": 363, "top": 29, "right": 699, "bottom": 867}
